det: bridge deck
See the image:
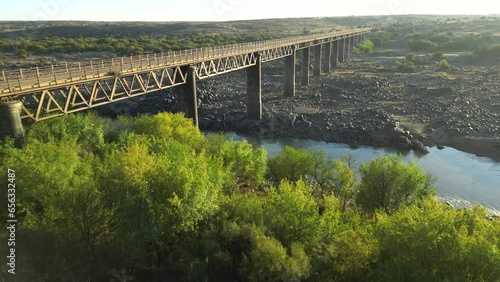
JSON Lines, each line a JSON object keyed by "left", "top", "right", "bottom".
{"left": 0, "top": 28, "right": 370, "bottom": 98}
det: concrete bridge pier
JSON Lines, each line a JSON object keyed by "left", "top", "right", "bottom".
{"left": 322, "top": 42, "right": 332, "bottom": 73}
{"left": 350, "top": 35, "right": 356, "bottom": 58}
{"left": 177, "top": 65, "right": 199, "bottom": 127}
{"left": 331, "top": 41, "right": 339, "bottom": 68}
{"left": 301, "top": 47, "right": 310, "bottom": 86}
{"left": 284, "top": 48, "right": 296, "bottom": 97}
{"left": 313, "top": 44, "right": 322, "bottom": 76}
{"left": 338, "top": 39, "right": 346, "bottom": 63}
{"left": 0, "top": 100, "right": 25, "bottom": 148}
{"left": 346, "top": 37, "right": 352, "bottom": 60}
{"left": 247, "top": 53, "right": 262, "bottom": 120}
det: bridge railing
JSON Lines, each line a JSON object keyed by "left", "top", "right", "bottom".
{"left": 0, "top": 28, "right": 370, "bottom": 95}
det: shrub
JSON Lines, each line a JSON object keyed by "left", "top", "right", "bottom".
{"left": 406, "top": 52, "right": 417, "bottom": 62}
{"left": 433, "top": 51, "right": 446, "bottom": 61}
{"left": 267, "top": 146, "right": 314, "bottom": 182}
{"left": 356, "top": 155, "right": 435, "bottom": 214}
{"left": 409, "top": 39, "right": 438, "bottom": 52}
{"left": 17, "top": 48, "right": 30, "bottom": 59}
{"left": 395, "top": 61, "right": 415, "bottom": 71}
{"left": 476, "top": 44, "right": 500, "bottom": 58}
{"left": 439, "top": 59, "right": 451, "bottom": 71}
{"left": 357, "top": 40, "right": 374, "bottom": 53}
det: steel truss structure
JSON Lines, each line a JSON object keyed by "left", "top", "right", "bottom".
{"left": 0, "top": 28, "right": 370, "bottom": 122}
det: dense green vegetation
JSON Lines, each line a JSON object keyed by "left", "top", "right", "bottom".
{"left": 0, "top": 33, "right": 276, "bottom": 58}
{"left": 1, "top": 113, "right": 499, "bottom": 281}
{"left": 356, "top": 40, "right": 374, "bottom": 53}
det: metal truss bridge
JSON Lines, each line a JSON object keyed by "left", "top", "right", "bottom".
{"left": 0, "top": 27, "right": 370, "bottom": 145}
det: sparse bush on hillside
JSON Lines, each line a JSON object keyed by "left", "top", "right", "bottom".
{"left": 433, "top": 51, "right": 446, "bottom": 61}
{"left": 409, "top": 39, "right": 438, "bottom": 52}
{"left": 16, "top": 49, "right": 30, "bottom": 59}
{"left": 395, "top": 61, "right": 415, "bottom": 71}
{"left": 370, "top": 32, "right": 390, "bottom": 45}
{"left": 476, "top": 44, "right": 500, "bottom": 58}
{"left": 439, "top": 59, "right": 451, "bottom": 71}
{"left": 406, "top": 52, "right": 417, "bottom": 62}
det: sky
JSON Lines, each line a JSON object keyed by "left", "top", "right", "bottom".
{"left": 0, "top": 0, "right": 499, "bottom": 22}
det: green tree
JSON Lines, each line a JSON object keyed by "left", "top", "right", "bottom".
{"left": 240, "top": 229, "right": 311, "bottom": 282}
{"left": 0, "top": 139, "right": 116, "bottom": 279}
{"left": 356, "top": 155, "right": 435, "bottom": 214}
{"left": 131, "top": 112, "right": 204, "bottom": 149}
{"left": 264, "top": 180, "right": 320, "bottom": 247}
{"left": 357, "top": 40, "right": 374, "bottom": 53}
{"left": 311, "top": 196, "right": 377, "bottom": 282}
{"left": 205, "top": 134, "right": 267, "bottom": 193}
{"left": 99, "top": 134, "right": 225, "bottom": 270}
{"left": 374, "top": 198, "right": 500, "bottom": 281}
{"left": 309, "top": 151, "right": 357, "bottom": 210}
{"left": 267, "top": 146, "right": 314, "bottom": 182}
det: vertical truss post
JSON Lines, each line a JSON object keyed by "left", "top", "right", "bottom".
{"left": 51, "top": 65, "right": 57, "bottom": 84}
{"left": 36, "top": 66, "right": 41, "bottom": 87}
{"left": 16, "top": 75, "right": 22, "bottom": 91}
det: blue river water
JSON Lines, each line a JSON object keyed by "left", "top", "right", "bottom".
{"left": 225, "top": 133, "right": 500, "bottom": 215}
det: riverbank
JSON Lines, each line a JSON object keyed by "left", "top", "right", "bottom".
{"left": 224, "top": 132, "right": 500, "bottom": 215}
{"left": 97, "top": 48, "right": 500, "bottom": 162}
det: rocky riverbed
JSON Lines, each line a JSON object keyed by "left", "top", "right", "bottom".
{"left": 98, "top": 51, "right": 500, "bottom": 161}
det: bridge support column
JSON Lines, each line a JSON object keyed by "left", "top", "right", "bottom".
{"left": 177, "top": 66, "right": 198, "bottom": 127}
{"left": 0, "top": 101, "right": 25, "bottom": 148}
{"left": 301, "top": 47, "right": 310, "bottom": 86}
{"left": 313, "top": 44, "right": 322, "bottom": 76}
{"left": 322, "top": 42, "right": 332, "bottom": 73}
{"left": 331, "top": 41, "right": 339, "bottom": 68}
{"left": 349, "top": 36, "right": 355, "bottom": 59}
{"left": 247, "top": 53, "right": 262, "bottom": 120}
{"left": 338, "top": 39, "right": 345, "bottom": 63}
{"left": 346, "top": 37, "right": 352, "bottom": 61}
{"left": 284, "top": 48, "right": 296, "bottom": 97}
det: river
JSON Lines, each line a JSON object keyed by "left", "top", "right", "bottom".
{"left": 226, "top": 133, "right": 500, "bottom": 216}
